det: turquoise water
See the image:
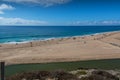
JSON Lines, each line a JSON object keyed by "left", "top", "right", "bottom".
{"left": 0, "top": 26, "right": 120, "bottom": 43}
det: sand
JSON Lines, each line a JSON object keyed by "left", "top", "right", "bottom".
{"left": 0, "top": 31, "right": 120, "bottom": 65}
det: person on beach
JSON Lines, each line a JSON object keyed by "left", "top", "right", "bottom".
{"left": 30, "top": 42, "right": 33, "bottom": 47}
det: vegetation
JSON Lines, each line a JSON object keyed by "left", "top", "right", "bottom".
{"left": 6, "top": 70, "right": 79, "bottom": 80}
{"left": 6, "top": 70, "right": 120, "bottom": 80}
{"left": 75, "top": 70, "right": 87, "bottom": 76}
{"left": 80, "top": 70, "right": 119, "bottom": 80}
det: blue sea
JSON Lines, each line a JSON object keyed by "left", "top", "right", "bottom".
{"left": 0, "top": 26, "right": 120, "bottom": 44}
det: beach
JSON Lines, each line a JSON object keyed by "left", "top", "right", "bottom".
{"left": 0, "top": 31, "right": 120, "bottom": 65}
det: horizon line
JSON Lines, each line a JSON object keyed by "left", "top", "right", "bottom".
{"left": 0, "top": 25, "right": 120, "bottom": 26}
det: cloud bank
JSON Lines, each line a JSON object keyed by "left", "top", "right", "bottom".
{"left": 0, "top": 17, "right": 47, "bottom": 25}
{"left": 3, "top": 0, "right": 72, "bottom": 7}
{"left": 73, "top": 20, "right": 120, "bottom": 25}
{"left": 0, "top": 4, "right": 14, "bottom": 14}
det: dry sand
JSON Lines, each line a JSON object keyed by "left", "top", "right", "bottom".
{"left": 0, "top": 31, "right": 120, "bottom": 65}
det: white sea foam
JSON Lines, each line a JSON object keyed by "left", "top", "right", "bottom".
{"left": 1, "top": 30, "right": 120, "bottom": 44}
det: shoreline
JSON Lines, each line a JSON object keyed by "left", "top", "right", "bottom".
{"left": 0, "top": 30, "right": 120, "bottom": 65}
{"left": 0, "top": 30, "right": 120, "bottom": 45}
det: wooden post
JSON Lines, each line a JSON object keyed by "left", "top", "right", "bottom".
{"left": 0, "top": 62, "right": 5, "bottom": 80}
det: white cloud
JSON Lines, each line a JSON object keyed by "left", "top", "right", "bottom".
{"left": 0, "top": 11, "right": 4, "bottom": 14}
{"left": 3, "top": 0, "right": 72, "bottom": 7}
{"left": 0, "top": 17, "right": 47, "bottom": 25}
{"left": 100, "top": 20, "right": 120, "bottom": 24}
{"left": 73, "top": 20, "right": 120, "bottom": 25}
{"left": 0, "top": 4, "right": 14, "bottom": 14}
{"left": 0, "top": 4, "right": 14, "bottom": 10}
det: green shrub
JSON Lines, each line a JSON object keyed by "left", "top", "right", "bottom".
{"left": 75, "top": 70, "right": 87, "bottom": 76}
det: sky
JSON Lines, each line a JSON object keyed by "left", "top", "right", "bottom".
{"left": 0, "top": 0, "right": 120, "bottom": 26}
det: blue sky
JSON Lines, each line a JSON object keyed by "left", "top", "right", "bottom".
{"left": 0, "top": 0, "right": 120, "bottom": 25}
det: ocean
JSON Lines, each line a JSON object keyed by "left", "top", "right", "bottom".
{"left": 0, "top": 26, "right": 120, "bottom": 44}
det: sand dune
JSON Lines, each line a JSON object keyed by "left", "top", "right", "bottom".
{"left": 0, "top": 31, "right": 120, "bottom": 65}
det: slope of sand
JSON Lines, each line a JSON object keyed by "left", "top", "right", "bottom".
{"left": 0, "top": 31, "right": 120, "bottom": 65}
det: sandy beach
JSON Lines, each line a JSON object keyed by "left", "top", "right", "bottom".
{"left": 0, "top": 31, "right": 120, "bottom": 65}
